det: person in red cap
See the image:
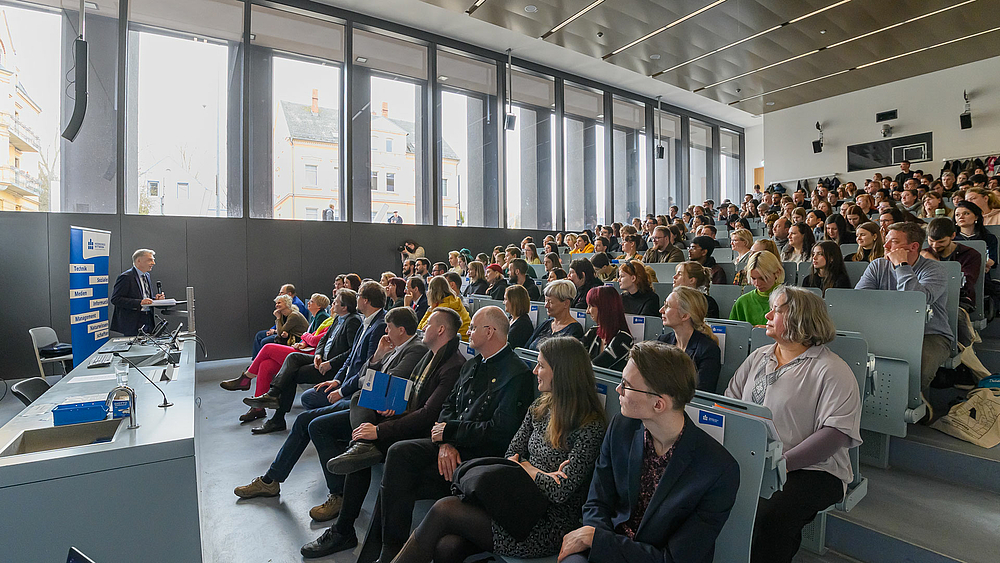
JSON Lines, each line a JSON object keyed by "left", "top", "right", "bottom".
{"left": 485, "top": 263, "right": 509, "bottom": 301}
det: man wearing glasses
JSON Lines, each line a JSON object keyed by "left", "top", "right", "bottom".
{"left": 642, "top": 226, "right": 684, "bottom": 263}
{"left": 356, "top": 306, "right": 534, "bottom": 563}
{"left": 559, "top": 341, "right": 739, "bottom": 563}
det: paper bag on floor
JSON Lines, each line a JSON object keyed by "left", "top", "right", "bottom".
{"left": 931, "top": 387, "right": 1000, "bottom": 448}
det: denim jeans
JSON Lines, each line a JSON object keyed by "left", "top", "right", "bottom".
{"left": 265, "top": 398, "right": 352, "bottom": 494}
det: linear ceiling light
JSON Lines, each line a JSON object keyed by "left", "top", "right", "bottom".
{"left": 467, "top": 0, "right": 488, "bottom": 15}
{"left": 652, "top": 0, "right": 853, "bottom": 77}
{"left": 603, "top": 0, "right": 727, "bottom": 59}
{"left": 542, "top": 0, "right": 604, "bottom": 39}
{"left": 728, "top": 26, "right": 1000, "bottom": 106}
{"left": 696, "top": 0, "right": 977, "bottom": 92}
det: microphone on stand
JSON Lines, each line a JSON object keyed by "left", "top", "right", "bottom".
{"left": 112, "top": 352, "right": 173, "bottom": 408}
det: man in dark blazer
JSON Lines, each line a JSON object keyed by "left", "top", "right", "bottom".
{"left": 299, "top": 307, "right": 468, "bottom": 558}
{"left": 559, "top": 341, "right": 740, "bottom": 563}
{"left": 405, "top": 277, "right": 429, "bottom": 320}
{"left": 110, "top": 249, "right": 164, "bottom": 336}
{"left": 233, "top": 306, "right": 427, "bottom": 521}
{"left": 247, "top": 282, "right": 386, "bottom": 433}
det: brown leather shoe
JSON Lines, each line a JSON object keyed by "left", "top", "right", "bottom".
{"left": 220, "top": 373, "right": 252, "bottom": 391}
{"left": 234, "top": 476, "right": 279, "bottom": 499}
{"left": 239, "top": 407, "right": 266, "bottom": 423}
{"left": 309, "top": 494, "right": 343, "bottom": 521}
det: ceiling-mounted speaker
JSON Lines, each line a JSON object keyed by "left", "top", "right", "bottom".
{"left": 812, "top": 140, "right": 823, "bottom": 153}
{"left": 960, "top": 112, "right": 972, "bottom": 130}
{"left": 62, "top": 38, "right": 88, "bottom": 141}
{"left": 504, "top": 113, "right": 517, "bottom": 131}
{"left": 655, "top": 145, "right": 665, "bottom": 159}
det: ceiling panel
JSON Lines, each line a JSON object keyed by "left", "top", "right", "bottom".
{"left": 420, "top": 0, "right": 1000, "bottom": 113}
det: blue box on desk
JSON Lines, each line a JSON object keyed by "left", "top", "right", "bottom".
{"left": 52, "top": 400, "right": 130, "bottom": 426}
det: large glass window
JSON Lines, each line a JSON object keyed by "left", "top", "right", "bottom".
{"left": 563, "top": 83, "right": 604, "bottom": 232}
{"left": 653, "top": 109, "right": 682, "bottom": 214}
{"left": 437, "top": 50, "right": 499, "bottom": 227}
{"left": 689, "top": 119, "right": 714, "bottom": 208}
{"left": 353, "top": 29, "right": 428, "bottom": 225}
{"left": 720, "top": 129, "right": 742, "bottom": 204}
{"left": 612, "top": 97, "right": 647, "bottom": 224}
{"left": 126, "top": 0, "right": 243, "bottom": 217}
{"left": 505, "top": 69, "right": 555, "bottom": 230}
{"left": 252, "top": 5, "right": 344, "bottom": 221}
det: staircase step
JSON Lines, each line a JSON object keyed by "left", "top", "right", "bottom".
{"left": 827, "top": 467, "right": 1000, "bottom": 563}
{"left": 890, "top": 426, "right": 1000, "bottom": 494}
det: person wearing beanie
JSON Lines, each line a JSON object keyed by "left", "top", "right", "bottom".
{"left": 485, "top": 263, "right": 509, "bottom": 301}
{"left": 689, "top": 236, "right": 727, "bottom": 286}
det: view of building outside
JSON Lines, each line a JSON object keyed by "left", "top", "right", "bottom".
{"left": 0, "top": 5, "right": 60, "bottom": 212}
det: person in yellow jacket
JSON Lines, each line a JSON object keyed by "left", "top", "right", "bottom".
{"left": 417, "top": 275, "right": 471, "bottom": 338}
{"left": 569, "top": 233, "right": 596, "bottom": 254}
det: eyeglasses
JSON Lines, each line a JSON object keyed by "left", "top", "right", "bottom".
{"left": 616, "top": 378, "right": 661, "bottom": 397}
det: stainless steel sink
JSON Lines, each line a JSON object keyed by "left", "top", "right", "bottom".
{"left": 0, "top": 418, "right": 124, "bottom": 457}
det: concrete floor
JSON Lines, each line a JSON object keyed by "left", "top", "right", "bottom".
{"left": 0, "top": 362, "right": 866, "bottom": 563}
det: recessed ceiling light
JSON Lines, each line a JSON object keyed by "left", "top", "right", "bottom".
{"left": 649, "top": 54, "right": 661, "bottom": 60}
{"left": 249, "top": 33, "right": 256, "bottom": 41}
{"left": 356, "top": 56, "right": 368, "bottom": 63}
{"left": 819, "top": 29, "right": 827, "bottom": 34}
{"left": 765, "top": 102, "right": 775, "bottom": 106}
{"left": 524, "top": 5, "right": 538, "bottom": 13}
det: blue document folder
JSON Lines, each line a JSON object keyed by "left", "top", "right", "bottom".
{"left": 357, "top": 369, "right": 413, "bottom": 412}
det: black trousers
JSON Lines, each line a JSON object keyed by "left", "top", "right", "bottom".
{"left": 269, "top": 352, "right": 326, "bottom": 418}
{"left": 357, "top": 438, "right": 453, "bottom": 563}
{"left": 751, "top": 469, "right": 844, "bottom": 563}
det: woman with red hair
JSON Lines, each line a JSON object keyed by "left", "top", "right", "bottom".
{"left": 580, "top": 285, "right": 634, "bottom": 369}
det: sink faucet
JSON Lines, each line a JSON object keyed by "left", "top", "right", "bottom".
{"left": 106, "top": 386, "right": 139, "bottom": 430}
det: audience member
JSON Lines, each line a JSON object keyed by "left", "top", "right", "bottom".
{"left": 510, "top": 258, "right": 542, "bottom": 301}
{"left": 590, "top": 252, "right": 616, "bottom": 283}
{"left": 751, "top": 239, "right": 781, "bottom": 261}
{"left": 344, "top": 274, "right": 362, "bottom": 292}
{"left": 568, "top": 259, "right": 605, "bottom": 309}
{"left": 581, "top": 286, "right": 635, "bottom": 369}
{"left": 965, "top": 187, "right": 1000, "bottom": 225}
{"left": 525, "top": 243, "right": 543, "bottom": 265}
{"left": 355, "top": 306, "right": 534, "bottom": 563}
{"left": 688, "top": 236, "right": 727, "bottom": 286}
{"left": 730, "top": 250, "right": 785, "bottom": 326}
{"left": 919, "top": 192, "right": 951, "bottom": 220}
{"left": 658, "top": 287, "right": 721, "bottom": 393}
{"left": 924, "top": 218, "right": 981, "bottom": 312}
{"left": 414, "top": 258, "right": 431, "bottom": 279}
{"left": 558, "top": 341, "right": 739, "bottom": 563}
{"left": 548, "top": 268, "right": 568, "bottom": 282}
{"left": 529, "top": 280, "right": 585, "bottom": 350}
{"left": 463, "top": 262, "right": 489, "bottom": 297}
{"left": 431, "top": 262, "right": 449, "bottom": 278}
{"left": 251, "top": 284, "right": 309, "bottom": 356}
{"left": 389, "top": 336, "right": 606, "bottom": 563}
{"left": 618, "top": 260, "right": 661, "bottom": 316}
{"left": 618, "top": 234, "right": 643, "bottom": 261}
{"left": 418, "top": 276, "right": 471, "bottom": 338}
{"left": 823, "top": 214, "right": 849, "bottom": 245}
{"left": 270, "top": 294, "right": 309, "bottom": 347}
{"left": 544, "top": 252, "right": 563, "bottom": 273}
{"left": 405, "top": 276, "right": 430, "bottom": 320}
{"left": 486, "top": 263, "right": 510, "bottom": 301}
{"left": 443, "top": 272, "right": 463, "bottom": 299}
{"left": 504, "top": 284, "right": 536, "bottom": 349}
{"left": 772, "top": 217, "right": 791, "bottom": 254}
{"left": 847, "top": 222, "right": 884, "bottom": 262}
{"left": 730, "top": 229, "right": 754, "bottom": 286}
{"left": 448, "top": 252, "right": 464, "bottom": 275}
{"left": 806, "top": 209, "right": 827, "bottom": 241}
{"left": 643, "top": 226, "right": 683, "bottom": 263}
{"left": 856, "top": 222, "right": 954, "bottom": 418}
{"left": 400, "top": 240, "right": 426, "bottom": 263}
{"left": 296, "top": 308, "right": 466, "bottom": 557}
{"left": 385, "top": 278, "right": 407, "bottom": 309}
{"left": 801, "top": 241, "right": 851, "bottom": 295}
{"left": 954, "top": 201, "right": 998, "bottom": 269}
{"left": 782, "top": 222, "right": 814, "bottom": 263}
{"left": 571, "top": 234, "right": 596, "bottom": 254}
{"left": 672, "top": 261, "right": 721, "bottom": 319}
{"left": 726, "top": 287, "right": 861, "bottom": 563}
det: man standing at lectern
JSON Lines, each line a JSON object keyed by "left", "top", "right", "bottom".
{"left": 110, "top": 248, "right": 164, "bottom": 336}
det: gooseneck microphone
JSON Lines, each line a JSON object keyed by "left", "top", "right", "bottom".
{"left": 112, "top": 352, "right": 173, "bottom": 408}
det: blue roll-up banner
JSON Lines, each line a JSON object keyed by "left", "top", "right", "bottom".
{"left": 70, "top": 226, "right": 111, "bottom": 366}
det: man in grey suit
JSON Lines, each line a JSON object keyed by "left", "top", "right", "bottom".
{"left": 234, "top": 306, "right": 428, "bottom": 521}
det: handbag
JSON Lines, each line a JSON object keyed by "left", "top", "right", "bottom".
{"left": 451, "top": 457, "right": 550, "bottom": 541}
{"left": 931, "top": 387, "right": 1000, "bottom": 448}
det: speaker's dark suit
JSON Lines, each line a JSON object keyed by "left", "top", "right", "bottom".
{"left": 110, "top": 267, "right": 153, "bottom": 336}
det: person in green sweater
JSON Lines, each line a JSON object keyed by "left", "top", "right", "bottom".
{"left": 729, "top": 250, "right": 785, "bottom": 326}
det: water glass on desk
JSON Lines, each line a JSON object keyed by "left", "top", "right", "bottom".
{"left": 115, "top": 358, "right": 129, "bottom": 387}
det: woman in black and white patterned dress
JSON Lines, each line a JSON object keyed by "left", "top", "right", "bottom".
{"left": 391, "top": 336, "right": 607, "bottom": 563}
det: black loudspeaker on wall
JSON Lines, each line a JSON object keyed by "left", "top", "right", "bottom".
{"left": 960, "top": 112, "right": 972, "bottom": 130}
{"left": 812, "top": 140, "right": 823, "bottom": 153}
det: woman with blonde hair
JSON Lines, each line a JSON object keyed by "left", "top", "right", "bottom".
{"left": 730, "top": 250, "right": 785, "bottom": 326}
{"left": 448, "top": 251, "right": 464, "bottom": 274}
{"left": 847, "top": 222, "right": 884, "bottom": 262}
{"left": 919, "top": 192, "right": 951, "bottom": 220}
{"left": 965, "top": 187, "right": 1000, "bottom": 225}
{"left": 528, "top": 280, "right": 584, "bottom": 350}
{"left": 751, "top": 238, "right": 781, "bottom": 260}
{"left": 730, "top": 228, "right": 755, "bottom": 285}
{"left": 563, "top": 233, "right": 578, "bottom": 250}
{"left": 658, "top": 287, "right": 722, "bottom": 392}
{"left": 463, "top": 261, "right": 489, "bottom": 296}
{"left": 672, "top": 261, "right": 720, "bottom": 319}
{"left": 418, "top": 276, "right": 471, "bottom": 338}
{"left": 524, "top": 243, "right": 543, "bottom": 265}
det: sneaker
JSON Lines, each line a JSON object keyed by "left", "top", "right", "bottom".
{"left": 220, "top": 373, "right": 252, "bottom": 391}
{"left": 309, "top": 493, "right": 343, "bottom": 521}
{"left": 326, "top": 442, "right": 383, "bottom": 475}
{"left": 234, "top": 476, "right": 279, "bottom": 499}
{"left": 300, "top": 527, "right": 357, "bottom": 559}
{"left": 243, "top": 392, "right": 280, "bottom": 410}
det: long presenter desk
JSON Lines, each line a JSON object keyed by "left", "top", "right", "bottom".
{"left": 0, "top": 339, "right": 202, "bottom": 562}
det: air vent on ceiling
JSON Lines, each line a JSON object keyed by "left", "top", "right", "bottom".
{"left": 876, "top": 109, "right": 897, "bottom": 123}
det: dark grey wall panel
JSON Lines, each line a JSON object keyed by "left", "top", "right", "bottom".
{"left": 245, "top": 219, "right": 303, "bottom": 342}
{"left": 119, "top": 215, "right": 189, "bottom": 304}
{"left": 299, "top": 221, "right": 351, "bottom": 300}
{"left": 0, "top": 213, "right": 54, "bottom": 378}
{"left": 45, "top": 213, "right": 122, "bottom": 372}
{"left": 187, "top": 218, "right": 249, "bottom": 360}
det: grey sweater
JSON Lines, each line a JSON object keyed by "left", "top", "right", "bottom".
{"left": 855, "top": 256, "right": 954, "bottom": 342}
